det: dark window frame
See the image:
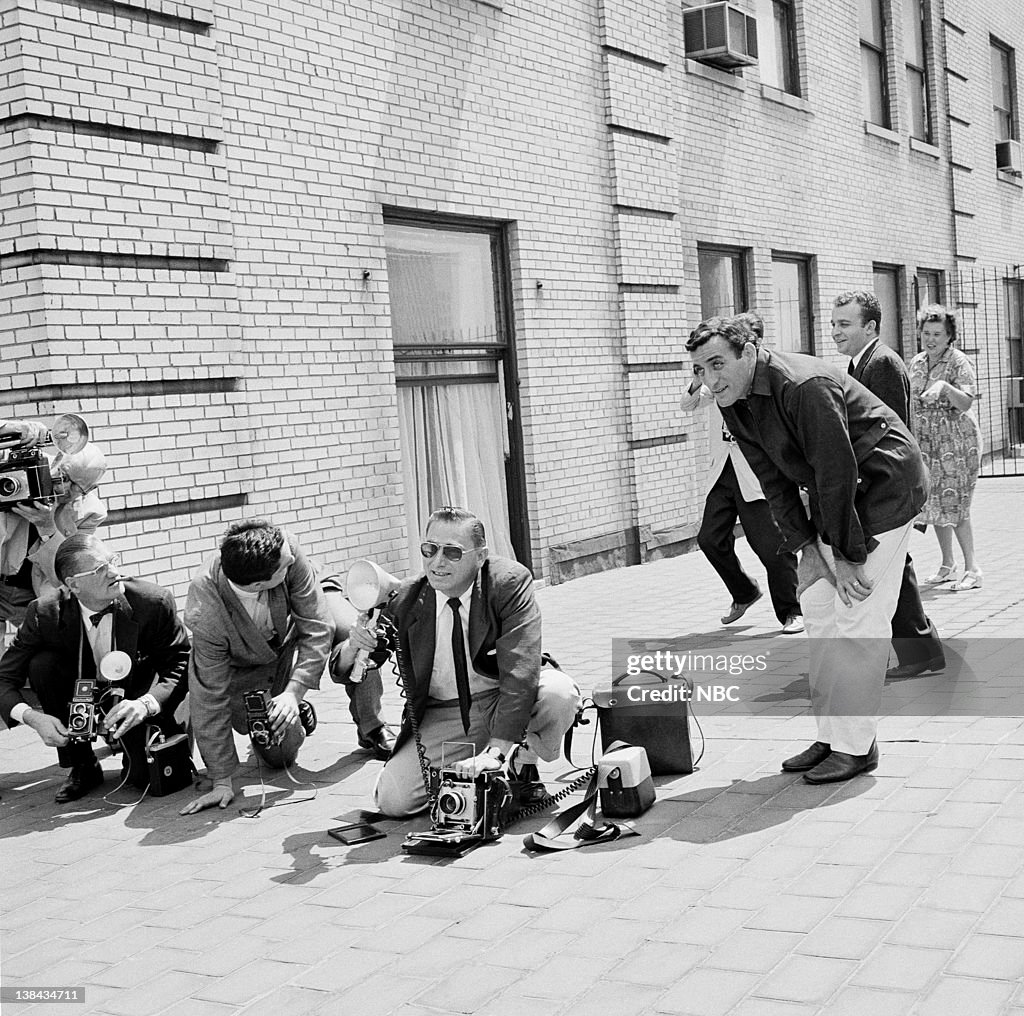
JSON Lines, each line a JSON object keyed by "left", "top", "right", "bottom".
{"left": 991, "top": 36, "right": 1019, "bottom": 143}
{"left": 771, "top": 251, "right": 815, "bottom": 355}
{"left": 904, "top": 0, "right": 932, "bottom": 142}
{"left": 697, "top": 243, "right": 751, "bottom": 319}
{"left": 872, "top": 262, "right": 904, "bottom": 356}
{"left": 914, "top": 268, "right": 945, "bottom": 309}
{"left": 860, "top": 0, "right": 892, "bottom": 128}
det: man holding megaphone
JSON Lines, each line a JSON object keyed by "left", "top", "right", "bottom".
{"left": 334, "top": 506, "right": 580, "bottom": 818}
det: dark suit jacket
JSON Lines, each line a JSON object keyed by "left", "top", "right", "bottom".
{"left": 722, "top": 348, "right": 928, "bottom": 565}
{"left": 384, "top": 556, "right": 542, "bottom": 750}
{"left": 849, "top": 339, "right": 912, "bottom": 426}
{"left": 0, "top": 578, "right": 190, "bottom": 726}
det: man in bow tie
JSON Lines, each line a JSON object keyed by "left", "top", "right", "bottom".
{"left": 336, "top": 506, "right": 580, "bottom": 818}
{"left": 0, "top": 534, "right": 190, "bottom": 802}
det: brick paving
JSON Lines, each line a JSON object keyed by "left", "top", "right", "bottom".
{"left": 2, "top": 476, "right": 1023, "bottom": 1015}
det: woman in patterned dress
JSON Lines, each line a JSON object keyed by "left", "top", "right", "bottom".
{"left": 908, "top": 304, "right": 983, "bottom": 590}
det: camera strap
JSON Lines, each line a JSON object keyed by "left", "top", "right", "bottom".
{"left": 522, "top": 768, "right": 639, "bottom": 852}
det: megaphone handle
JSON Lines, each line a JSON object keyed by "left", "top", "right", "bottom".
{"left": 350, "top": 607, "right": 379, "bottom": 684}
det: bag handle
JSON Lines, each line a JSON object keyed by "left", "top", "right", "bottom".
{"left": 611, "top": 669, "right": 668, "bottom": 688}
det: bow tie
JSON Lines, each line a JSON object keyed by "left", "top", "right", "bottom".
{"left": 90, "top": 605, "right": 116, "bottom": 627}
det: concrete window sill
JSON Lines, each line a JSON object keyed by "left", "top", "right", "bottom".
{"left": 685, "top": 59, "right": 746, "bottom": 91}
{"left": 760, "top": 84, "right": 810, "bottom": 113}
{"left": 910, "top": 137, "right": 941, "bottom": 159}
{"left": 864, "top": 121, "right": 900, "bottom": 145}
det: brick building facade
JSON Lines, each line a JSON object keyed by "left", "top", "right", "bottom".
{"left": 1, "top": 0, "right": 1021, "bottom": 598}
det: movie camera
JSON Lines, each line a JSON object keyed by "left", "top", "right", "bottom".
{"left": 0, "top": 414, "right": 96, "bottom": 511}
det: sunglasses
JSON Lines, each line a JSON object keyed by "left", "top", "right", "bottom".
{"left": 65, "top": 555, "right": 120, "bottom": 581}
{"left": 420, "top": 542, "right": 471, "bottom": 563}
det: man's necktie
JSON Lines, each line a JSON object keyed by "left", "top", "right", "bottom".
{"left": 847, "top": 359, "right": 856, "bottom": 376}
{"left": 448, "top": 597, "right": 472, "bottom": 734}
{"left": 90, "top": 604, "right": 115, "bottom": 627}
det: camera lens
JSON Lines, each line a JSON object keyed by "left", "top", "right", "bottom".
{"left": 68, "top": 709, "right": 87, "bottom": 731}
{"left": 0, "top": 476, "right": 21, "bottom": 497}
{"left": 437, "top": 790, "right": 465, "bottom": 816}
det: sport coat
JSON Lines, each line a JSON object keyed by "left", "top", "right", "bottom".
{"left": 0, "top": 578, "right": 190, "bottom": 726}
{"left": 722, "top": 348, "right": 928, "bottom": 565}
{"left": 384, "top": 556, "right": 542, "bottom": 751}
{"left": 849, "top": 338, "right": 912, "bottom": 426}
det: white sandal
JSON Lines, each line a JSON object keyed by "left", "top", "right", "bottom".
{"left": 954, "top": 569, "right": 983, "bottom": 591}
{"left": 924, "top": 564, "right": 957, "bottom": 584}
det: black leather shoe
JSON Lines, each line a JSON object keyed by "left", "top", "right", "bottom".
{"left": 298, "top": 700, "right": 318, "bottom": 736}
{"left": 358, "top": 724, "right": 395, "bottom": 761}
{"left": 803, "top": 742, "right": 879, "bottom": 784}
{"left": 54, "top": 762, "right": 104, "bottom": 803}
{"left": 885, "top": 654, "right": 945, "bottom": 680}
{"left": 721, "top": 586, "right": 763, "bottom": 625}
{"left": 781, "top": 742, "right": 832, "bottom": 772}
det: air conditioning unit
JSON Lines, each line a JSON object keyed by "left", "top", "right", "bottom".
{"left": 997, "top": 139, "right": 1023, "bottom": 176}
{"left": 683, "top": 2, "right": 758, "bottom": 70}
{"left": 1009, "top": 377, "right": 1024, "bottom": 408}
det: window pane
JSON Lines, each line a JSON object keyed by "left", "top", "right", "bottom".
{"left": 861, "top": 46, "right": 887, "bottom": 125}
{"left": 774, "top": 2, "right": 798, "bottom": 94}
{"left": 917, "top": 270, "right": 942, "bottom": 309}
{"left": 873, "top": 267, "right": 902, "bottom": 353}
{"left": 907, "top": 66, "right": 928, "bottom": 139}
{"left": 772, "top": 258, "right": 811, "bottom": 354}
{"left": 384, "top": 224, "right": 497, "bottom": 347}
{"left": 859, "top": 0, "right": 883, "bottom": 48}
{"left": 902, "top": 0, "right": 925, "bottom": 66}
{"left": 992, "top": 44, "right": 1012, "bottom": 111}
{"left": 755, "top": 0, "right": 780, "bottom": 88}
{"left": 698, "top": 250, "right": 746, "bottom": 317}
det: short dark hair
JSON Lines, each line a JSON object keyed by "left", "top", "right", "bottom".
{"left": 917, "top": 303, "right": 958, "bottom": 343}
{"left": 55, "top": 533, "right": 105, "bottom": 584}
{"left": 733, "top": 310, "right": 764, "bottom": 341}
{"left": 220, "top": 520, "right": 286, "bottom": 584}
{"left": 834, "top": 290, "right": 882, "bottom": 333}
{"left": 426, "top": 506, "right": 486, "bottom": 548}
{"left": 685, "top": 315, "right": 757, "bottom": 355}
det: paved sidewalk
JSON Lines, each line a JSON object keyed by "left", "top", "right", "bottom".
{"left": 2, "top": 477, "right": 1023, "bottom": 1016}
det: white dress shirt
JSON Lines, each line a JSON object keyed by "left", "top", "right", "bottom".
{"left": 428, "top": 586, "right": 498, "bottom": 702}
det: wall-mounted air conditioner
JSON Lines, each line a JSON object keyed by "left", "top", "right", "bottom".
{"left": 997, "top": 139, "right": 1023, "bottom": 176}
{"left": 1009, "top": 377, "right": 1024, "bottom": 408}
{"left": 683, "top": 2, "right": 758, "bottom": 70}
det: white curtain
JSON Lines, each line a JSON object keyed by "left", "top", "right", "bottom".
{"left": 398, "top": 383, "right": 514, "bottom": 574}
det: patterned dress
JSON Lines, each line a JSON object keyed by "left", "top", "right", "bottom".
{"left": 909, "top": 346, "right": 981, "bottom": 526}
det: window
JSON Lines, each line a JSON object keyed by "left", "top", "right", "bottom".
{"left": 860, "top": 0, "right": 891, "bottom": 127}
{"left": 698, "top": 245, "right": 749, "bottom": 318}
{"left": 991, "top": 38, "right": 1018, "bottom": 142}
{"left": 903, "top": 0, "right": 931, "bottom": 141}
{"left": 1007, "top": 278, "right": 1024, "bottom": 378}
{"left": 915, "top": 268, "right": 944, "bottom": 309}
{"left": 384, "top": 216, "right": 526, "bottom": 570}
{"left": 873, "top": 264, "right": 903, "bottom": 354}
{"left": 756, "top": 0, "right": 800, "bottom": 96}
{"left": 772, "top": 254, "right": 813, "bottom": 353}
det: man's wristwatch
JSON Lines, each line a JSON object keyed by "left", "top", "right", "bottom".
{"left": 483, "top": 746, "right": 506, "bottom": 764}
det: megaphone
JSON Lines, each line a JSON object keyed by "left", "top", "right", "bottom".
{"left": 344, "top": 559, "right": 401, "bottom": 683}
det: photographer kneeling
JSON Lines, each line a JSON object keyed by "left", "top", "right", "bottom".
{"left": 181, "top": 520, "right": 333, "bottom": 815}
{"left": 0, "top": 534, "right": 189, "bottom": 802}
{"left": 335, "top": 506, "right": 580, "bottom": 818}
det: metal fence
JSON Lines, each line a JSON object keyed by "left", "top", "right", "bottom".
{"left": 953, "top": 265, "right": 1024, "bottom": 478}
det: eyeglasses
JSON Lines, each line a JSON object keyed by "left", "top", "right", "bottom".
{"left": 420, "top": 542, "right": 468, "bottom": 563}
{"left": 65, "top": 555, "right": 120, "bottom": 581}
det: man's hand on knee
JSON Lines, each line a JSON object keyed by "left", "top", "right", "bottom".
{"left": 23, "top": 709, "right": 69, "bottom": 748}
{"left": 833, "top": 559, "right": 873, "bottom": 607}
{"left": 180, "top": 778, "right": 234, "bottom": 815}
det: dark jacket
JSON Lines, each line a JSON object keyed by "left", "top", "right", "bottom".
{"left": 849, "top": 338, "right": 912, "bottom": 426}
{"left": 721, "top": 348, "right": 929, "bottom": 564}
{"left": 383, "top": 556, "right": 542, "bottom": 751}
{"left": 0, "top": 578, "right": 191, "bottom": 726}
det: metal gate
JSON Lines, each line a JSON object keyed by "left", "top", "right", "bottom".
{"left": 953, "top": 265, "right": 1024, "bottom": 478}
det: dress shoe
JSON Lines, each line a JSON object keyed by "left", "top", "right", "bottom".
{"left": 298, "top": 700, "right": 318, "bottom": 736}
{"left": 721, "top": 585, "right": 763, "bottom": 625}
{"left": 780, "top": 614, "right": 805, "bottom": 635}
{"left": 886, "top": 654, "right": 945, "bottom": 679}
{"left": 781, "top": 741, "right": 831, "bottom": 772}
{"left": 358, "top": 724, "right": 396, "bottom": 761}
{"left": 803, "top": 742, "right": 879, "bottom": 784}
{"left": 54, "top": 761, "right": 104, "bottom": 803}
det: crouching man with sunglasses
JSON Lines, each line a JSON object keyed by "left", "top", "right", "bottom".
{"left": 0, "top": 534, "right": 190, "bottom": 802}
{"left": 334, "top": 506, "right": 581, "bottom": 817}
